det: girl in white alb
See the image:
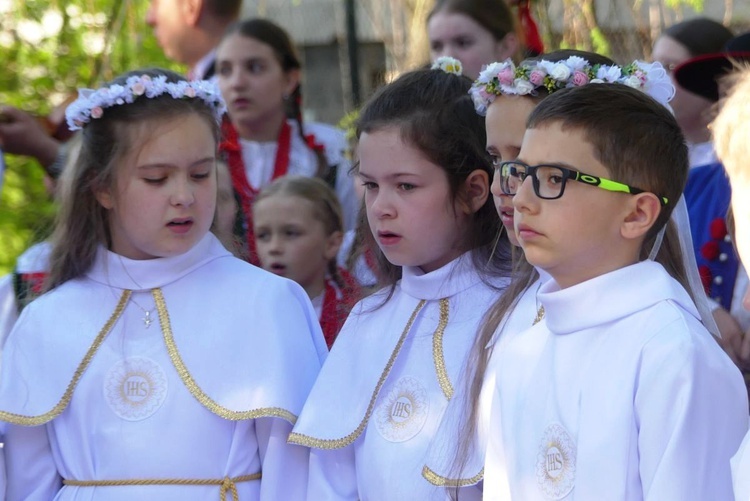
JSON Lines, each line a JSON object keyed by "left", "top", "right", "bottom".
{"left": 289, "top": 59, "right": 513, "bottom": 500}
{"left": 0, "top": 69, "right": 327, "bottom": 500}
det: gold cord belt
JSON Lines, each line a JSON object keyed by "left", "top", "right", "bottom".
{"left": 63, "top": 472, "right": 261, "bottom": 501}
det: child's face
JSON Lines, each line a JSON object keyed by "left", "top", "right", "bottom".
{"left": 358, "top": 127, "right": 470, "bottom": 273}
{"left": 216, "top": 33, "right": 299, "bottom": 134}
{"left": 96, "top": 114, "right": 217, "bottom": 260}
{"left": 652, "top": 35, "right": 714, "bottom": 135}
{"left": 513, "top": 123, "right": 636, "bottom": 288}
{"left": 427, "top": 10, "right": 515, "bottom": 81}
{"left": 485, "top": 95, "right": 538, "bottom": 247}
{"left": 254, "top": 195, "right": 341, "bottom": 298}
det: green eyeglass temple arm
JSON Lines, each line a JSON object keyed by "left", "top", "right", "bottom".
{"left": 571, "top": 172, "right": 669, "bottom": 206}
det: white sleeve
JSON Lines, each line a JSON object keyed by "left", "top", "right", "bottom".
{"left": 255, "top": 417, "right": 309, "bottom": 501}
{"left": 306, "top": 447, "right": 358, "bottom": 501}
{"left": 635, "top": 329, "right": 748, "bottom": 501}
{"left": 5, "top": 424, "right": 61, "bottom": 500}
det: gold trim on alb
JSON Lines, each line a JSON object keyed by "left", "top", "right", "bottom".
{"left": 0, "top": 290, "right": 131, "bottom": 426}
{"left": 287, "top": 300, "right": 427, "bottom": 449}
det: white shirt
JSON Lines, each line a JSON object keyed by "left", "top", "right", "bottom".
{"left": 290, "top": 253, "right": 507, "bottom": 500}
{"left": 0, "top": 233, "right": 327, "bottom": 500}
{"left": 484, "top": 261, "right": 748, "bottom": 501}
{"left": 688, "top": 141, "right": 718, "bottom": 170}
{"left": 240, "top": 120, "right": 358, "bottom": 231}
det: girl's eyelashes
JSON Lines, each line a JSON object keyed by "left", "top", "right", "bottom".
{"left": 361, "top": 181, "right": 377, "bottom": 191}
{"left": 192, "top": 172, "right": 211, "bottom": 180}
{"left": 144, "top": 177, "right": 167, "bottom": 185}
{"left": 398, "top": 183, "right": 416, "bottom": 191}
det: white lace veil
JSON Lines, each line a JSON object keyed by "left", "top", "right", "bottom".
{"left": 648, "top": 195, "right": 721, "bottom": 337}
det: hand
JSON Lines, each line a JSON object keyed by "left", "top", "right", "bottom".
{"left": 0, "top": 105, "right": 60, "bottom": 167}
{"left": 714, "top": 307, "right": 750, "bottom": 370}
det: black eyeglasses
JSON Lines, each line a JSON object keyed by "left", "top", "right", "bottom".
{"left": 498, "top": 160, "right": 669, "bottom": 206}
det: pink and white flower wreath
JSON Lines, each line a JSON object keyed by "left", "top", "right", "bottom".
{"left": 65, "top": 74, "right": 226, "bottom": 131}
{"left": 469, "top": 56, "right": 674, "bottom": 115}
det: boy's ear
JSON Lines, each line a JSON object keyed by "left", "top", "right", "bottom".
{"left": 621, "top": 193, "right": 662, "bottom": 240}
{"left": 458, "top": 169, "right": 490, "bottom": 215}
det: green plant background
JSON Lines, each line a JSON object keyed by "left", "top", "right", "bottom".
{"left": 0, "top": 0, "right": 183, "bottom": 274}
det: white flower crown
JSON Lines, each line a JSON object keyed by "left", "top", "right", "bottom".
{"left": 469, "top": 57, "right": 675, "bottom": 115}
{"left": 431, "top": 56, "right": 463, "bottom": 76}
{"left": 65, "top": 74, "right": 227, "bottom": 131}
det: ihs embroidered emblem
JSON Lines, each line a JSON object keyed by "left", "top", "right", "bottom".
{"left": 104, "top": 357, "right": 168, "bottom": 421}
{"left": 375, "top": 376, "right": 429, "bottom": 442}
{"left": 536, "top": 422, "right": 577, "bottom": 499}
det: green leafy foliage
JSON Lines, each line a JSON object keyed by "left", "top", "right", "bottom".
{"left": 0, "top": 0, "right": 183, "bottom": 274}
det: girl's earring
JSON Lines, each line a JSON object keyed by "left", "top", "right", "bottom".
{"left": 282, "top": 93, "right": 290, "bottom": 101}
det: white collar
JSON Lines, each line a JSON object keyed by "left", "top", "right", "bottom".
{"left": 400, "top": 252, "right": 481, "bottom": 300}
{"left": 86, "top": 233, "right": 230, "bottom": 291}
{"left": 538, "top": 260, "right": 699, "bottom": 335}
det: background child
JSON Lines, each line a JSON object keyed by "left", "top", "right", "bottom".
{"left": 488, "top": 83, "right": 747, "bottom": 499}
{"left": 427, "top": 0, "right": 520, "bottom": 80}
{"left": 216, "top": 18, "right": 358, "bottom": 264}
{"left": 288, "top": 60, "right": 512, "bottom": 500}
{"left": 0, "top": 68, "right": 326, "bottom": 500}
{"left": 712, "top": 64, "right": 750, "bottom": 501}
{"left": 253, "top": 175, "right": 359, "bottom": 348}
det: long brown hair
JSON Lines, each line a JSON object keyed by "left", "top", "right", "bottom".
{"left": 46, "top": 68, "right": 220, "bottom": 290}
{"left": 355, "top": 66, "right": 513, "bottom": 304}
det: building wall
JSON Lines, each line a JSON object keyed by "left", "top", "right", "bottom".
{"left": 240, "top": 0, "right": 750, "bottom": 123}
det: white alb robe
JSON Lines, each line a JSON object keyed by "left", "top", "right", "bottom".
{"left": 0, "top": 233, "right": 327, "bottom": 500}
{"left": 484, "top": 261, "right": 748, "bottom": 501}
{"left": 290, "top": 253, "right": 507, "bottom": 500}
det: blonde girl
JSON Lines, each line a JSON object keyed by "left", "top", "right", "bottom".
{"left": 253, "top": 175, "right": 360, "bottom": 348}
